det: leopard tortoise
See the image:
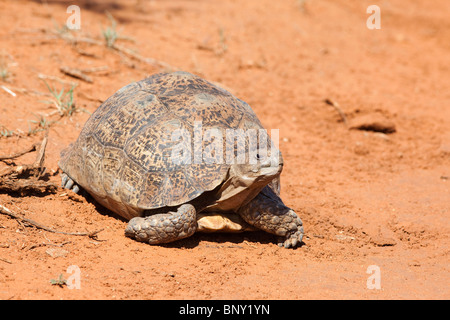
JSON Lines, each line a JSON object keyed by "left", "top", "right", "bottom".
{"left": 59, "top": 71, "right": 304, "bottom": 248}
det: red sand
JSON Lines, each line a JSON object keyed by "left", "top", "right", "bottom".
{"left": 0, "top": 0, "right": 449, "bottom": 299}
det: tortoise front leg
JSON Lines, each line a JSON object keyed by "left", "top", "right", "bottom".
{"left": 238, "top": 186, "right": 304, "bottom": 248}
{"left": 125, "top": 204, "right": 197, "bottom": 244}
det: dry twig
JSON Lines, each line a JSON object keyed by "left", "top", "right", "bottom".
{"left": 0, "top": 204, "right": 103, "bottom": 238}
{"left": 0, "top": 132, "right": 58, "bottom": 194}
{"left": 32, "top": 132, "right": 48, "bottom": 177}
{"left": 0, "top": 142, "right": 40, "bottom": 161}
{"left": 0, "top": 176, "right": 58, "bottom": 194}
{"left": 1, "top": 85, "right": 16, "bottom": 97}
{"left": 51, "top": 29, "right": 176, "bottom": 70}
{"left": 324, "top": 98, "right": 348, "bottom": 125}
{"left": 27, "top": 241, "right": 71, "bottom": 251}
{"left": 38, "top": 73, "right": 78, "bottom": 87}
{"left": 111, "top": 43, "right": 176, "bottom": 71}
{"left": 60, "top": 66, "right": 93, "bottom": 83}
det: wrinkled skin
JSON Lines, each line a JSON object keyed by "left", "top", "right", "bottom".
{"left": 238, "top": 186, "right": 304, "bottom": 248}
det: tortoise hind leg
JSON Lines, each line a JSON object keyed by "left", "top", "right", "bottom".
{"left": 125, "top": 204, "right": 197, "bottom": 244}
{"left": 61, "top": 172, "right": 80, "bottom": 194}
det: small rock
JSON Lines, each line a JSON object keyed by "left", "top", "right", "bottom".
{"left": 370, "top": 235, "right": 396, "bottom": 247}
{"left": 46, "top": 248, "right": 69, "bottom": 258}
{"left": 335, "top": 231, "right": 355, "bottom": 241}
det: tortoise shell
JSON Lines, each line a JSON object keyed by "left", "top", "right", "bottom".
{"left": 59, "top": 71, "right": 272, "bottom": 220}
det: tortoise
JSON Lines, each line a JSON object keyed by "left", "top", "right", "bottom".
{"left": 59, "top": 71, "right": 304, "bottom": 248}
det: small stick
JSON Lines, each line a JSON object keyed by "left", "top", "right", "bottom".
{"left": 38, "top": 73, "right": 78, "bottom": 87}
{"left": 0, "top": 143, "right": 39, "bottom": 161}
{"left": 324, "top": 98, "right": 348, "bottom": 125}
{"left": 0, "top": 257, "right": 12, "bottom": 264}
{"left": 32, "top": 131, "right": 48, "bottom": 179}
{"left": 0, "top": 133, "right": 56, "bottom": 193}
{"left": 80, "top": 66, "right": 109, "bottom": 73}
{"left": 0, "top": 204, "right": 103, "bottom": 238}
{"left": 0, "top": 175, "right": 59, "bottom": 194}
{"left": 243, "top": 240, "right": 258, "bottom": 248}
{"left": 44, "top": 30, "right": 103, "bottom": 46}
{"left": 3, "top": 86, "right": 50, "bottom": 97}
{"left": 0, "top": 132, "right": 49, "bottom": 178}
{"left": 1, "top": 85, "right": 16, "bottom": 97}
{"left": 28, "top": 241, "right": 71, "bottom": 251}
{"left": 111, "top": 43, "right": 176, "bottom": 70}
{"left": 72, "top": 46, "right": 99, "bottom": 58}
{"left": 49, "top": 29, "right": 177, "bottom": 71}
{"left": 60, "top": 66, "right": 93, "bottom": 83}
{"left": 77, "top": 91, "right": 104, "bottom": 103}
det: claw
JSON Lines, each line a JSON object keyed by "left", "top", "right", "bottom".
{"left": 278, "top": 229, "right": 304, "bottom": 248}
{"left": 65, "top": 178, "right": 74, "bottom": 190}
{"left": 291, "top": 237, "right": 298, "bottom": 248}
{"left": 72, "top": 184, "right": 80, "bottom": 194}
{"left": 61, "top": 173, "right": 68, "bottom": 187}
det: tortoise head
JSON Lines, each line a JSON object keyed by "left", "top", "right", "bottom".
{"left": 230, "top": 150, "right": 283, "bottom": 189}
{"left": 208, "top": 151, "right": 283, "bottom": 212}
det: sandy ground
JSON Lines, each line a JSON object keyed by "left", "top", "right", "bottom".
{"left": 0, "top": 0, "right": 449, "bottom": 300}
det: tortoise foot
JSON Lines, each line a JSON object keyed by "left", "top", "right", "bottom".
{"left": 277, "top": 218, "right": 304, "bottom": 248}
{"left": 61, "top": 172, "right": 80, "bottom": 194}
{"left": 238, "top": 186, "right": 304, "bottom": 249}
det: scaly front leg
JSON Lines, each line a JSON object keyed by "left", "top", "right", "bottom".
{"left": 238, "top": 186, "right": 304, "bottom": 248}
